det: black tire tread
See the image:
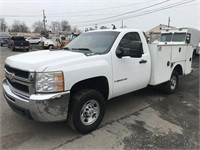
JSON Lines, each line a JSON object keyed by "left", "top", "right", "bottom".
{"left": 67, "top": 89, "right": 105, "bottom": 133}
{"left": 162, "top": 70, "right": 179, "bottom": 94}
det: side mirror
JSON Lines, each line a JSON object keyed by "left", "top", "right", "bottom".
{"left": 116, "top": 41, "right": 143, "bottom": 58}
{"left": 186, "top": 33, "right": 191, "bottom": 44}
{"left": 116, "top": 48, "right": 123, "bottom": 58}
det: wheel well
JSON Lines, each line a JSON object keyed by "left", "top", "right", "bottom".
{"left": 70, "top": 76, "right": 109, "bottom": 100}
{"left": 174, "top": 65, "right": 183, "bottom": 76}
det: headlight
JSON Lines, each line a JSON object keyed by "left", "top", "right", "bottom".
{"left": 35, "top": 71, "right": 64, "bottom": 92}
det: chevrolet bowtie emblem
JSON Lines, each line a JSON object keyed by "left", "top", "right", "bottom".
{"left": 8, "top": 73, "right": 15, "bottom": 82}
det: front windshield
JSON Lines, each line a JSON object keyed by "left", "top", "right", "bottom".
{"left": 160, "top": 33, "right": 172, "bottom": 42}
{"left": 65, "top": 31, "right": 120, "bottom": 54}
{"left": 172, "top": 33, "right": 186, "bottom": 42}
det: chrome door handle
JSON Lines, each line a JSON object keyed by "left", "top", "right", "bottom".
{"left": 139, "top": 60, "right": 147, "bottom": 64}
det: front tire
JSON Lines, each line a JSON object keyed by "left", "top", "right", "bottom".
{"left": 68, "top": 89, "right": 105, "bottom": 134}
{"left": 48, "top": 45, "right": 54, "bottom": 49}
{"left": 162, "top": 71, "right": 179, "bottom": 94}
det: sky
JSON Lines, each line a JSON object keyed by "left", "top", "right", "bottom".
{"left": 0, "top": 0, "right": 200, "bottom": 32}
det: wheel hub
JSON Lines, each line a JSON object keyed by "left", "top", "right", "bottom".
{"left": 80, "top": 100, "right": 100, "bottom": 126}
{"left": 170, "top": 76, "right": 177, "bottom": 90}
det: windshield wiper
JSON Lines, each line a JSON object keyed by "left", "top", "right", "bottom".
{"left": 71, "top": 48, "right": 92, "bottom": 52}
{"left": 63, "top": 47, "right": 72, "bottom": 50}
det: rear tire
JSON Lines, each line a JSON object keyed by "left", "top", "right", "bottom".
{"left": 68, "top": 89, "right": 105, "bottom": 134}
{"left": 162, "top": 71, "right": 179, "bottom": 94}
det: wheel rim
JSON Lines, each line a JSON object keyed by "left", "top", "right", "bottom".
{"left": 170, "top": 75, "right": 177, "bottom": 90}
{"left": 80, "top": 100, "right": 100, "bottom": 126}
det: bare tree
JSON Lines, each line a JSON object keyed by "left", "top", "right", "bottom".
{"left": 32, "top": 21, "right": 44, "bottom": 33}
{"left": 10, "top": 20, "right": 30, "bottom": 32}
{"left": 50, "top": 21, "right": 61, "bottom": 31}
{"left": 72, "top": 26, "right": 81, "bottom": 34}
{"left": 60, "top": 20, "right": 71, "bottom": 32}
{"left": 0, "top": 18, "right": 8, "bottom": 31}
{"left": 100, "top": 26, "right": 108, "bottom": 29}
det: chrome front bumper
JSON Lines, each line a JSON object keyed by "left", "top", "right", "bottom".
{"left": 2, "top": 79, "right": 70, "bottom": 122}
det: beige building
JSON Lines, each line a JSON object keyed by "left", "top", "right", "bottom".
{"left": 9, "top": 32, "right": 41, "bottom": 38}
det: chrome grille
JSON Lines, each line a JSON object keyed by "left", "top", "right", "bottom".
{"left": 5, "top": 65, "right": 30, "bottom": 79}
{"left": 5, "top": 64, "right": 35, "bottom": 96}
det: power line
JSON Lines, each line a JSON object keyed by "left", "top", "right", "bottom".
{"left": 46, "top": 0, "right": 153, "bottom": 15}
{"left": 74, "top": 0, "right": 196, "bottom": 27}
{"left": 1, "top": 0, "right": 152, "bottom": 17}
{"left": 70, "top": 0, "right": 171, "bottom": 24}
{"left": 2, "top": 0, "right": 198, "bottom": 18}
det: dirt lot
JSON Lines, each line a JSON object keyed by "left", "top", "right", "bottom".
{"left": 0, "top": 47, "right": 199, "bottom": 150}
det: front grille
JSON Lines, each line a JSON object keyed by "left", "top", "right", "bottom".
{"left": 5, "top": 64, "right": 34, "bottom": 95}
{"left": 6, "top": 77, "right": 29, "bottom": 93}
{"left": 5, "top": 65, "right": 29, "bottom": 79}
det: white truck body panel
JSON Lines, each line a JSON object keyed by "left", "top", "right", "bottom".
{"left": 149, "top": 44, "right": 193, "bottom": 85}
{"left": 44, "top": 53, "right": 114, "bottom": 99}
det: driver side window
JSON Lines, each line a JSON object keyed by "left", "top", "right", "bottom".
{"left": 116, "top": 32, "right": 143, "bottom": 58}
{"left": 119, "top": 32, "right": 141, "bottom": 48}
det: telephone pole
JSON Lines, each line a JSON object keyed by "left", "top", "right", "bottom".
{"left": 168, "top": 17, "right": 171, "bottom": 27}
{"left": 43, "top": 10, "right": 47, "bottom": 32}
{"left": 121, "top": 20, "right": 123, "bottom": 28}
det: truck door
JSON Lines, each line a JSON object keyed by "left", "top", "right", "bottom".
{"left": 112, "top": 32, "right": 151, "bottom": 97}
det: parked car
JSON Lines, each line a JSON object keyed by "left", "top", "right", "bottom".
{"left": 8, "top": 36, "right": 30, "bottom": 51}
{"left": 43, "top": 37, "right": 60, "bottom": 49}
{"left": 26, "top": 37, "right": 46, "bottom": 44}
{"left": 0, "top": 35, "right": 10, "bottom": 46}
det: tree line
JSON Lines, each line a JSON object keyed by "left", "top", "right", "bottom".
{"left": 0, "top": 18, "right": 80, "bottom": 34}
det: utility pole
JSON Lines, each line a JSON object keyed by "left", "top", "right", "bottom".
{"left": 95, "top": 24, "right": 98, "bottom": 30}
{"left": 168, "top": 17, "right": 171, "bottom": 27}
{"left": 121, "top": 20, "right": 123, "bottom": 28}
{"left": 43, "top": 10, "right": 47, "bottom": 33}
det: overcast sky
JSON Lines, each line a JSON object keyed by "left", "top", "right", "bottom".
{"left": 1, "top": 0, "right": 199, "bottom": 32}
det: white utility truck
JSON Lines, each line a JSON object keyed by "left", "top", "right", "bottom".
{"left": 2, "top": 29, "right": 193, "bottom": 133}
{"left": 160, "top": 27, "right": 200, "bottom": 56}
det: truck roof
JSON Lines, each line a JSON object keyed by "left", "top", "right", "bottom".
{"left": 87, "top": 28, "right": 144, "bottom": 33}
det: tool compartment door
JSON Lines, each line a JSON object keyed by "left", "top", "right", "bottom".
{"left": 149, "top": 44, "right": 172, "bottom": 85}
{"left": 171, "top": 45, "right": 187, "bottom": 62}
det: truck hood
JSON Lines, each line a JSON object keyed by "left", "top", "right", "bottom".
{"left": 5, "top": 50, "right": 86, "bottom": 72}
